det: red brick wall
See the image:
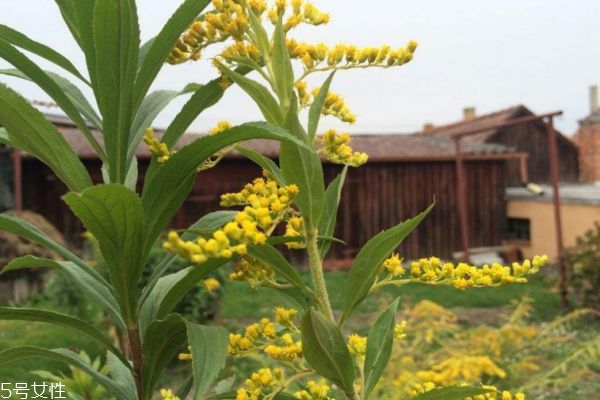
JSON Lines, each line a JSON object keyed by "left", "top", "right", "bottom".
{"left": 574, "top": 122, "right": 600, "bottom": 182}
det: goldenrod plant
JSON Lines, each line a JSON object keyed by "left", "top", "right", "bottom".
{"left": 0, "top": 1, "right": 549, "bottom": 400}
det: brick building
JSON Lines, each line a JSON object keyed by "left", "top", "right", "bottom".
{"left": 573, "top": 86, "right": 600, "bottom": 182}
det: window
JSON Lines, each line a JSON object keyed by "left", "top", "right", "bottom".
{"left": 506, "top": 217, "right": 530, "bottom": 241}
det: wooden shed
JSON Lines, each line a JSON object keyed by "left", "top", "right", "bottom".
{"left": 416, "top": 105, "right": 580, "bottom": 184}
{"left": 8, "top": 115, "right": 520, "bottom": 261}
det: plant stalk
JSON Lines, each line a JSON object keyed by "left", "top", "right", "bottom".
{"left": 306, "top": 227, "right": 335, "bottom": 322}
{"left": 128, "top": 329, "right": 144, "bottom": 400}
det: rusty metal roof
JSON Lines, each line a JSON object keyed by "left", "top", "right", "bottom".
{"left": 35, "top": 113, "right": 516, "bottom": 162}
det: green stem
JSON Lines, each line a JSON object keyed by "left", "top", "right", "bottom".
{"left": 128, "top": 329, "right": 143, "bottom": 400}
{"left": 306, "top": 227, "right": 334, "bottom": 322}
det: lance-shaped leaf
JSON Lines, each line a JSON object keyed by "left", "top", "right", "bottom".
{"left": 0, "top": 24, "right": 88, "bottom": 83}
{"left": 235, "top": 145, "right": 286, "bottom": 185}
{"left": 318, "top": 167, "right": 347, "bottom": 259}
{"left": 0, "top": 307, "right": 128, "bottom": 367}
{"left": 186, "top": 321, "right": 228, "bottom": 400}
{"left": 0, "top": 68, "right": 103, "bottom": 134}
{"left": 0, "top": 347, "right": 136, "bottom": 400}
{"left": 140, "top": 259, "right": 227, "bottom": 335}
{"left": 141, "top": 122, "right": 306, "bottom": 257}
{"left": 0, "top": 213, "right": 93, "bottom": 274}
{"left": 0, "top": 84, "right": 92, "bottom": 192}
{"left": 0, "top": 41, "right": 105, "bottom": 159}
{"left": 2, "top": 256, "right": 124, "bottom": 330}
{"left": 270, "top": 18, "right": 294, "bottom": 111}
{"left": 301, "top": 309, "right": 355, "bottom": 393}
{"left": 363, "top": 298, "right": 400, "bottom": 397}
{"left": 54, "top": 0, "right": 96, "bottom": 79}
{"left": 341, "top": 204, "right": 434, "bottom": 323}
{"left": 92, "top": 0, "right": 139, "bottom": 183}
{"left": 246, "top": 243, "right": 306, "bottom": 291}
{"left": 128, "top": 84, "right": 201, "bottom": 164}
{"left": 307, "top": 71, "right": 335, "bottom": 140}
{"left": 63, "top": 184, "right": 144, "bottom": 326}
{"left": 280, "top": 105, "right": 324, "bottom": 229}
{"left": 132, "top": 0, "right": 212, "bottom": 111}
{"left": 141, "top": 314, "right": 188, "bottom": 400}
{"left": 218, "top": 65, "right": 285, "bottom": 125}
{"left": 412, "top": 386, "right": 494, "bottom": 400}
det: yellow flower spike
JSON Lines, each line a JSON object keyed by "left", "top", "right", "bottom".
{"left": 143, "top": 128, "right": 172, "bottom": 164}
{"left": 209, "top": 120, "right": 232, "bottom": 135}
{"left": 394, "top": 320, "right": 408, "bottom": 340}
{"left": 275, "top": 307, "right": 298, "bottom": 326}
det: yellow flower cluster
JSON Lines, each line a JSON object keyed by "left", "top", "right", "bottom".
{"left": 229, "top": 308, "right": 303, "bottom": 362}
{"left": 267, "top": 0, "right": 329, "bottom": 30}
{"left": 294, "top": 380, "right": 332, "bottom": 400}
{"left": 394, "top": 320, "right": 407, "bottom": 341}
{"left": 168, "top": 0, "right": 260, "bottom": 64}
{"left": 286, "top": 39, "right": 417, "bottom": 71}
{"left": 408, "top": 255, "right": 548, "bottom": 289}
{"left": 160, "top": 388, "right": 180, "bottom": 400}
{"left": 319, "top": 129, "right": 368, "bottom": 167}
{"left": 220, "top": 40, "right": 262, "bottom": 64}
{"left": 264, "top": 332, "right": 303, "bottom": 361}
{"left": 143, "top": 128, "right": 172, "bottom": 164}
{"left": 294, "top": 82, "right": 356, "bottom": 123}
{"left": 165, "top": 176, "right": 298, "bottom": 264}
{"left": 236, "top": 367, "right": 284, "bottom": 400}
{"left": 230, "top": 257, "right": 275, "bottom": 287}
{"left": 416, "top": 356, "right": 506, "bottom": 386}
{"left": 383, "top": 253, "right": 405, "bottom": 277}
{"left": 209, "top": 120, "right": 232, "bottom": 135}
{"left": 202, "top": 277, "right": 221, "bottom": 293}
{"left": 347, "top": 333, "right": 367, "bottom": 358}
{"left": 284, "top": 216, "right": 305, "bottom": 249}
{"left": 409, "top": 383, "right": 525, "bottom": 400}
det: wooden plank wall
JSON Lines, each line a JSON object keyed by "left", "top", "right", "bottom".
{"left": 22, "top": 157, "right": 507, "bottom": 261}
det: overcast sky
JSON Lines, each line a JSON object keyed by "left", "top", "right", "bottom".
{"left": 1, "top": 1, "right": 599, "bottom": 136}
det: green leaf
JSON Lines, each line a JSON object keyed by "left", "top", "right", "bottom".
{"left": 186, "top": 321, "right": 228, "bottom": 399}
{"left": 54, "top": 0, "right": 96, "bottom": 72}
{"left": 0, "top": 24, "right": 88, "bottom": 83}
{"left": 246, "top": 244, "right": 306, "bottom": 290}
{"left": 106, "top": 352, "right": 137, "bottom": 400}
{"left": 142, "top": 314, "right": 188, "bottom": 400}
{"left": 132, "top": 0, "right": 211, "bottom": 111}
{"left": 270, "top": 18, "right": 294, "bottom": 111}
{"left": 0, "top": 307, "right": 129, "bottom": 367}
{"left": 341, "top": 203, "right": 434, "bottom": 323}
{"left": 1, "top": 256, "right": 125, "bottom": 330}
{"left": 318, "top": 167, "right": 347, "bottom": 259}
{"left": 139, "top": 259, "right": 228, "bottom": 335}
{"left": 0, "top": 347, "right": 136, "bottom": 400}
{"left": 0, "top": 214, "right": 91, "bottom": 273}
{"left": 0, "top": 67, "right": 103, "bottom": 134}
{"left": 0, "top": 128, "right": 9, "bottom": 145}
{"left": 280, "top": 107, "right": 324, "bottom": 229}
{"left": 0, "top": 83, "right": 92, "bottom": 192}
{"left": 234, "top": 145, "right": 286, "bottom": 185}
{"left": 0, "top": 41, "right": 105, "bottom": 159}
{"left": 63, "top": 184, "right": 144, "bottom": 326}
{"left": 307, "top": 71, "right": 335, "bottom": 140}
{"left": 246, "top": 10, "right": 269, "bottom": 59}
{"left": 412, "top": 386, "right": 494, "bottom": 400}
{"left": 301, "top": 308, "right": 355, "bottom": 393}
{"left": 92, "top": 0, "right": 139, "bottom": 183}
{"left": 128, "top": 83, "right": 203, "bottom": 164}
{"left": 363, "top": 298, "right": 400, "bottom": 397}
{"left": 142, "top": 122, "right": 306, "bottom": 257}
{"left": 218, "top": 64, "right": 284, "bottom": 125}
